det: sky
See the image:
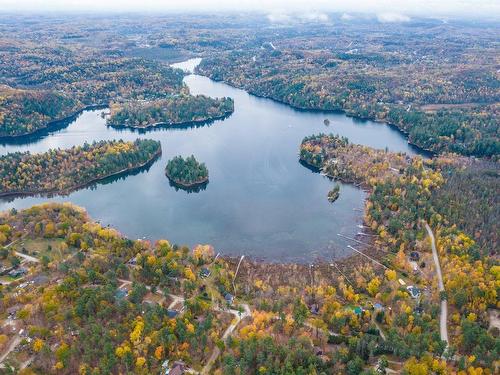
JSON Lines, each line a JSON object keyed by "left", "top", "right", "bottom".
{"left": 0, "top": 0, "right": 499, "bottom": 20}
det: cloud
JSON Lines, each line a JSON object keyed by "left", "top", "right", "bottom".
{"left": 298, "top": 12, "right": 329, "bottom": 22}
{"left": 266, "top": 12, "right": 292, "bottom": 23}
{"left": 1, "top": 0, "right": 500, "bottom": 21}
{"left": 377, "top": 12, "right": 411, "bottom": 23}
{"left": 267, "top": 11, "right": 330, "bottom": 24}
{"left": 341, "top": 13, "right": 355, "bottom": 21}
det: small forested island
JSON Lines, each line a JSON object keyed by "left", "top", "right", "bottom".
{"left": 165, "top": 155, "right": 209, "bottom": 188}
{"left": 0, "top": 139, "right": 161, "bottom": 196}
{"left": 327, "top": 184, "right": 340, "bottom": 202}
{"left": 106, "top": 95, "right": 234, "bottom": 129}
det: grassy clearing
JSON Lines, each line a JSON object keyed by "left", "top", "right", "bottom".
{"left": 14, "top": 238, "right": 75, "bottom": 262}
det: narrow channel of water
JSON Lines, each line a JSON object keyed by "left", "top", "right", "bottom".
{"left": 0, "top": 59, "right": 423, "bottom": 262}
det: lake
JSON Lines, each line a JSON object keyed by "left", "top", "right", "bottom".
{"left": 0, "top": 58, "right": 423, "bottom": 262}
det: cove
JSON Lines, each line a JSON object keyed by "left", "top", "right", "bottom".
{"left": 0, "top": 59, "right": 423, "bottom": 263}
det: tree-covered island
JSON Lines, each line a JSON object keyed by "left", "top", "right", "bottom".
{"left": 0, "top": 139, "right": 161, "bottom": 197}
{"left": 106, "top": 95, "right": 234, "bottom": 129}
{"left": 165, "top": 155, "right": 209, "bottom": 189}
{"left": 327, "top": 184, "right": 340, "bottom": 202}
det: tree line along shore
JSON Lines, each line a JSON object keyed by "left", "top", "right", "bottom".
{"left": 0, "top": 139, "right": 161, "bottom": 197}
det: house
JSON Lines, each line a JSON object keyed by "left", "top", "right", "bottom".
{"left": 224, "top": 293, "right": 234, "bottom": 305}
{"left": 162, "top": 360, "right": 186, "bottom": 375}
{"left": 167, "top": 309, "right": 179, "bottom": 318}
{"left": 32, "top": 274, "right": 49, "bottom": 285}
{"left": 161, "top": 360, "right": 170, "bottom": 374}
{"left": 115, "top": 288, "right": 128, "bottom": 300}
{"left": 410, "top": 251, "right": 420, "bottom": 262}
{"left": 0, "top": 265, "right": 13, "bottom": 276}
{"left": 353, "top": 306, "right": 363, "bottom": 315}
{"left": 373, "top": 303, "right": 384, "bottom": 311}
{"left": 310, "top": 303, "right": 319, "bottom": 315}
{"left": 407, "top": 286, "right": 421, "bottom": 299}
{"left": 199, "top": 267, "right": 211, "bottom": 278}
{"left": 127, "top": 255, "right": 138, "bottom": 266}
{"left": 9, "top": 267, "right": 27, "bottom": 278}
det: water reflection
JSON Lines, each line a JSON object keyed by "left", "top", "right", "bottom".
{"left": 0, "top": 59, "right": 425, "bottom": 262}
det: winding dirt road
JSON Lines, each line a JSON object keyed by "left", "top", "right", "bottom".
{"left": 201, "top": 304, "right": 251, "bottom": 375}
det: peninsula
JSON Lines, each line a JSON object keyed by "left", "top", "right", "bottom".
{"left": 106, "top": 95, "right": 234, "bottom": 129}
{"left": 0, "top": 139, "right": 161, "bottom": 197}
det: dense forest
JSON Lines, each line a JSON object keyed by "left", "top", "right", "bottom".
{"left": 300, "top": 134, "right": 409, "bottom": 187}
{"left": 198, "top": 40, "right": 499, "bottom": 158}
{"left": 165, "top": 155, "right": 209, "bottom": 188}
{"left": 0, "top": 156, "right": 497, "bottom": 373}
{"left": 0, "top": 139, "right": 161, "bottom": 196}
{"left": 0, "top": 86, "right": 78, "bottom": 137}
{"left": 0, "top": 31, "right": 196, "bottom": 137}
{"left": 107, "top": 95, "right": 234, "bottom": 128}
{"left": 431, "top": 157, "right": 499, "bottom": 256}
{"left": 0, "top": 12, "right": 498, "bottom": 375}
{"left": 300, "top": 134, "right": 498, "bottom": 371}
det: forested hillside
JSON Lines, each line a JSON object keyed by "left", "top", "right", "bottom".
{"left": 197, "top": 20, "right": 499, "bottom": 158}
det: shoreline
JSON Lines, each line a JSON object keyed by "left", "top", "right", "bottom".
{"left": 107, "top": 109, "right": 233, "bottom": 131}
{"left": 223, "top": 238, "right": 387, "bottom": 274}
{"left": 0, "top": 148, "right": 161, "bottom": 199}
{"left": 195, "top": 71, "right": 434, "bottom": 158}
{"left": 299, "top": 156, "right": 368, "bottom": 189}
{"left": 165, "top": 171, "right": 209, "bottom": 189}
{"left": 0, "top": 104, "right": 108, "bottom": 141}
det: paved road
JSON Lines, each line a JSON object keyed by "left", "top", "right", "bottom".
{"left": 425, "top": 222, "right": 449, "bottom": 345}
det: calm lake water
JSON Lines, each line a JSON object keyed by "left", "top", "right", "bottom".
{"left": 0, "top": 59, "right": 423, "bottom": 262}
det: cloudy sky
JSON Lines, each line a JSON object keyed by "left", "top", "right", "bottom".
{"left": 0, "top": 0, "right": 499, "bottom": 20}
